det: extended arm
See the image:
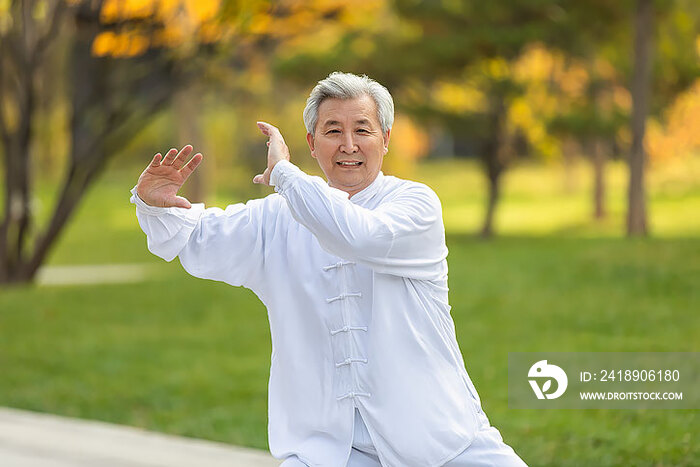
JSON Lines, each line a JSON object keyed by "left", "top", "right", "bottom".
{"left": 131, "top": 146, "right": 267, "bottom": 289}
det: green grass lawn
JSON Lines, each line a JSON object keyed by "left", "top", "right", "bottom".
{"left": 1, "top": 157, "right": 698, "bottom": 466}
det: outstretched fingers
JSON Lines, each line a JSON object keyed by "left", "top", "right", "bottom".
{"left": 171, "top": 145, "right": 193, "bottom": 169}
{"left": 161, "top": 148, "right": 179, "bottom": 166}
{"left": 181, "top": 152, "right": 203, "bottom": 180}
{"left": 150, "top": 153, "right": 162, "bottom": 167}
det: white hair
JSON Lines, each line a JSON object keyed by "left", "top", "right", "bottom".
{"left": 303, "top": 72, "right": 394, "bottom": 136}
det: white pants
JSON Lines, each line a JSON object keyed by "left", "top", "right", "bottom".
{"left": 281, "top": 407, "right": 527, "bottom": 466}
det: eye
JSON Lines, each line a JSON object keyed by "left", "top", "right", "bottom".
{"left": 356, "top": 128, "right": 370, "bottom": 134}
{"left": 326, "top": 129, "right": 340, "bottom": 135}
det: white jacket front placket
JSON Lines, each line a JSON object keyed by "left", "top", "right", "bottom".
{"left": 324, "top": 260, "right": 370, "bottom": 404}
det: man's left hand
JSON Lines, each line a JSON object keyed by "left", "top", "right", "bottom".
{"left": 254, "top": 121, "right": 291, "bottom": 185}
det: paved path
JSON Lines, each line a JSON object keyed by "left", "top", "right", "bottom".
{"left": 0, "top": 407, "right": 280, "bottom": 467}
{"left": 36, "top": 264, "right": 157, "bottom": 286}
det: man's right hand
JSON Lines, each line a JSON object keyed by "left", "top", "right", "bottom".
{"left": 136, "top": 145, "right": 203, "bottom": 208}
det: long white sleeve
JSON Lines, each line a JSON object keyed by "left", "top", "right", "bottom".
{"left": 269, "top": 161, "right": 447, "bottom": 280}
{"left": 129, "top": 186, "right": 268, "bottom": 289}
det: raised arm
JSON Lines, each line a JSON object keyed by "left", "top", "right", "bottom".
{"left": 131, "top": 146, "right": 268, "bottom": 290}
{"left": 254, "top": 122, "right": 447, "bottom": 281}
{"left": 270, "top": 161, "right": 446, "bottom": 280}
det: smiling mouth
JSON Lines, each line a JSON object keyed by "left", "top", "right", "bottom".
{"left": 337, "top": 161, "right": 362, "bottom": 167}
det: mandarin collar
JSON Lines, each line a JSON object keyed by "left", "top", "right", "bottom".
{"left": 345, "top": 171, "right": 385, "bottom": 205}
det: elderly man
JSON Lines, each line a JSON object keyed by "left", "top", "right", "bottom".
{"left": 130, "top": 72, "right": 526, "bottom": 466}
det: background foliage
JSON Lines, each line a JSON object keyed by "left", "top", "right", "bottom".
{"left": 0, "top": 1, "right": 698, "bottom": 466}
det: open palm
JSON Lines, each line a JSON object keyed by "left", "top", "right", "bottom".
{"left": 136, "top": 145, "right": 203, "bottom": 208}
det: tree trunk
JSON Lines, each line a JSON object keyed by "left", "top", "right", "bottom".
{"left": 0, "top": 25, "right": 36, "bottom": 284}
{"left": 176, "top": 86, "right": 209, "bottom": 204}
{"left": 0, "top": 1, "right": 191, "bottom": 285}
{"left": 21, "top": 162, "right": 103, "bottom": 282}
{"left": 6, "top": 14, "right": 100, "bottom": 284}
{"left": 481, "top": 169, "right": 502, "bottom": 238}
{"left": 627, "top": 0, "right": 653, "bottom": 236}
{"left": 480, "top": 96, "right": 508, "bottom": 238}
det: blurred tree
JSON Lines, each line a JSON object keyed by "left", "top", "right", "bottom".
{"left": 627, "top": 0, "right": 654, "bottom": 235}
{"left": 1, "top": 0, "right": 71, "bottom": 284}
{"left": 385, "top": 0, "right": 638, "bottom": 236}
{"left": 545, "top": 55, "right": 630, "bottom": 220}
{"left": 409, "top": 64, "right": 524, "bottom": 238}
{"left": 277, "top": 0, "right": 699, "bottom": 236}
{"left": 0, "top": 0, "right": 381, "bottom": 284}
{"left": 176, "top": 84, "right": 208, "bottom": 203}
{"left": 647, "top": 79, "right": 700, "bottom": 162}
{"left": 383, "top": 114, "right": 429, "bottom": 178}
{"left": 0, "top": 0, "right": 235, "bottom": 284}
{"left": 277, "top": 1, "right": 557, "bottom": 236}
{"left": 362, "top": 0, "right": 589, "bottom": 237}
{"left": 550, "top": 0, "right": 699, "bottom": 235}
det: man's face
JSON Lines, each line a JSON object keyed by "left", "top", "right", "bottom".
{"left": 306, "top": 94, "right": 390, "bottom": 197}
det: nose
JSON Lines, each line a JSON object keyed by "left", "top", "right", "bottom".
{"left": 340, "top": 132, "right": 358, "bottom": 154}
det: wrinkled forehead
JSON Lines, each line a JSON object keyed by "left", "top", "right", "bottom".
{"left": 316, "top": 94, "right": 380, "bottom": 129}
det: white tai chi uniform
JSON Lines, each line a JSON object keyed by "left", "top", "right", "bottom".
{"left": 130, "top": 160, "right": 526, "bottom": 466}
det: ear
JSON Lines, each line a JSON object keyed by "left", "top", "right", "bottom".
{"left": 306, "top": 132, "right": 316, "bottom": 159}
{"left": 382, "top": 128, "right": 391, "bottom": 155}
